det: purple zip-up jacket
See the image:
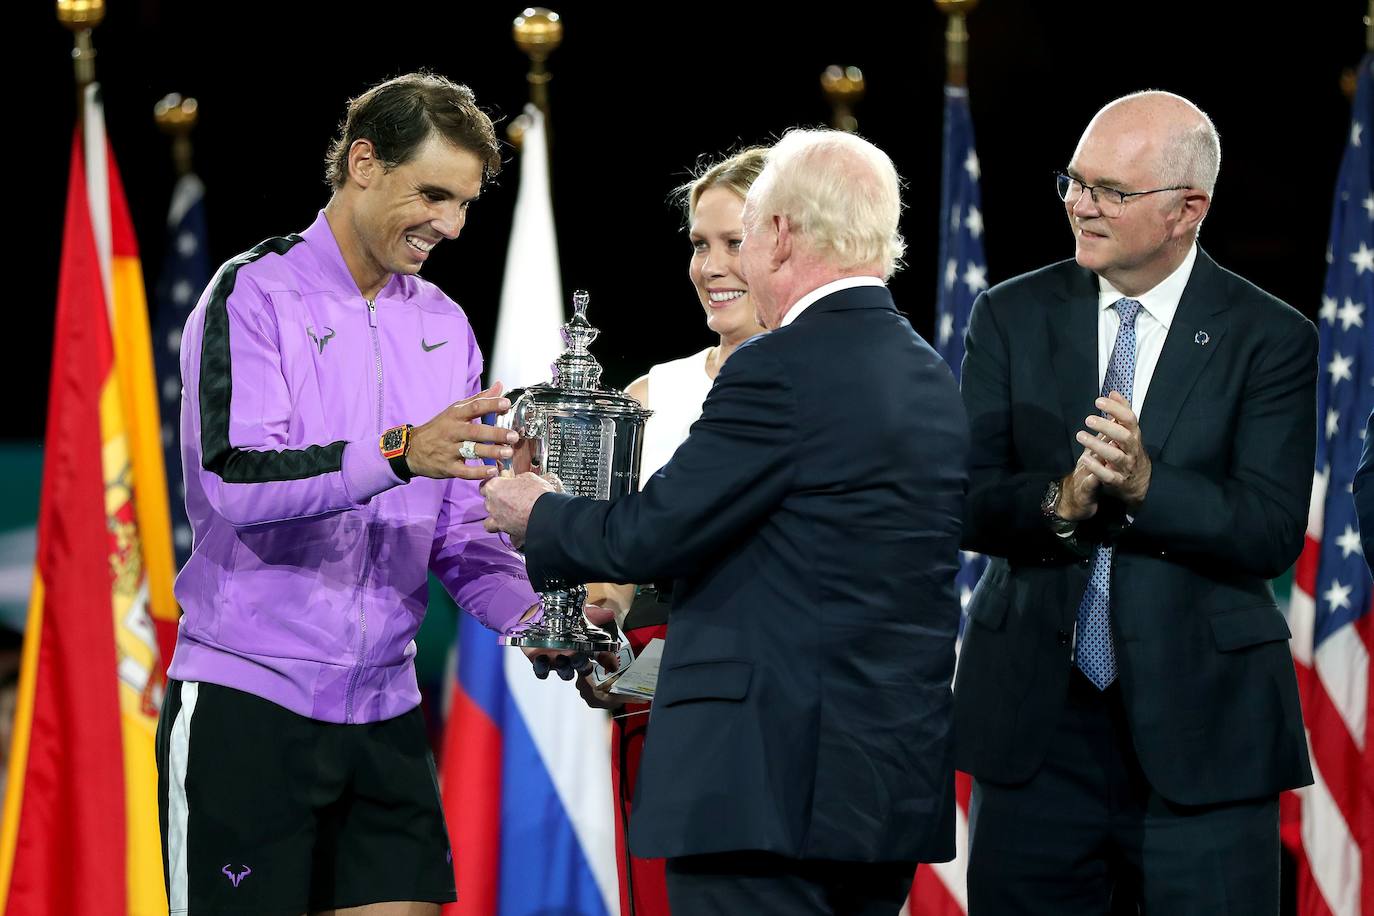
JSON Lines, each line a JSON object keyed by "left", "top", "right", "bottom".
{"left": 168, "top": 211, "right": 538, "bottom": 724}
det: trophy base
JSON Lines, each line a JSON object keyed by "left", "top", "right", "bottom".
{"left": 500, "top": 625, "right": 618, "bottom": 654}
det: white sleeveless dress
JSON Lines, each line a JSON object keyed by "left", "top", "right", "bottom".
{"left": 639, "top": 348, "right": 714, "bottom": 486}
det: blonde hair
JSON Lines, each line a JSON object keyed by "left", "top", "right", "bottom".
{"left": 674, "top": 147, "right": 770, "bottom": 219}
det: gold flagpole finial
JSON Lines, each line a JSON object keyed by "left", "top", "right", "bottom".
{"left": 513, "top": 8, "right": 562, "bottom": 117}
{"left": 934, "top": 0, "right": 979, "bottom": 88}
{"left": 155, "top": 94, "right": 199, "bottom": 177}
{"left": 57, "top": 0, "right": 105, "bottom": 93}
{"left": 821, "top": 66, "right": 865, "bottom": 133}
{"left": 510, "top": 8, "right": 562, "bottom": 148}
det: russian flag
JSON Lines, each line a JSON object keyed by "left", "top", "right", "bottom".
{"left": 440, "top": 616, "right": 616, "bottom": 915}
{"left": 438, "top": 103, "right": 617, "bottom": 916}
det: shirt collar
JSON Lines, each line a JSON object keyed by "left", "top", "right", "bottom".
{"left": 779, "top": 276, "right": 886, "bottom": 327}
{"left": 1096, "top": 242, "right": 1197, "bottom": 330}
{"left": 302, "top": 209, "right": 402, "bottom": 301}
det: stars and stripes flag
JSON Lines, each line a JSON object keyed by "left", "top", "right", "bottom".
{"left": 0, "top": 82, "right": 177, "bottom": 916}
{"left": 934, "top": 83, "right": 991, "bottom": 624}
{"left": 1285, "top": 52, "right": 1374, "bottom": 916}
{"left": 906, "top": 81, "right": 988, "bottom": 916}
{"left": 150, "top": 170, "right": 211, "bottom": 665}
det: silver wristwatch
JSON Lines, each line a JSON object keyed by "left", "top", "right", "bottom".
{"left": 1040, "top": 480, "right": 1078, "bottom": 535}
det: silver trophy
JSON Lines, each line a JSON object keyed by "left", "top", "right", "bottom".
{"left": 498, "top": 290, "right": 652, "bottom": 653}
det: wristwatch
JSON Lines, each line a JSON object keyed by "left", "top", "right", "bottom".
{"left": 380, "top": 424, "right": 415, "bottom": 483}
{"left": 1040, "top": 479, "right": 1077, "bottom": 535}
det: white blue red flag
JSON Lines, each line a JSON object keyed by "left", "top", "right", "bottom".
{"left": 1285, "top": 52, "right": 1374, "bottom": 916}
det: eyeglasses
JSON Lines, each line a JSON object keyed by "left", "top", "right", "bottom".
{"left": 1054, "top": 171, "right": 1190, "bottom": 218}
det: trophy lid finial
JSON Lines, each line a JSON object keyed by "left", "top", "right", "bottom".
{"left": 552, "top": 290, "right": 603, "bottom": 389}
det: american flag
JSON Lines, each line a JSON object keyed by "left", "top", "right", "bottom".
{"left": 935, "top": 84, "right": 991, "bottom": 620}
{"left": 1285, "top": 53, "right": 1374, "bottom": 916}
{"left": 152, "top": 173, "right": 210, "bottom": 572}
{"left": 906, "top": 81, "right": 987, "bottom": 916}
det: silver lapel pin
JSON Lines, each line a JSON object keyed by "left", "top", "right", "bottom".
{"left": 1194, "top": 330, "right": 1210, "bottom": 346}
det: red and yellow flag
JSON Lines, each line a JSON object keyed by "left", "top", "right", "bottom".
{"left": 0, "top": 84, "right": 178, "bottom": 916}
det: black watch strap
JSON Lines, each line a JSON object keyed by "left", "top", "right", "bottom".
{"left": 381, "top": 423, "right": 415, "bottom": 483}
{"left": 1042, "top": 479, "right": 1077, "bottom": 535}
{"left": 388, "top": 452, "right": 414, "bottom": 483}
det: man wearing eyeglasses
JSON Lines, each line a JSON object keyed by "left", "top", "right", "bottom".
{"left": 953, "top": 90, "right": 1316, "bottom": 915}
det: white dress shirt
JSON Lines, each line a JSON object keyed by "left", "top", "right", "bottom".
{"left": 1096, "top": 243, "right": 1198, "bottom": 412}
{"left": 779, "top": 276, "right": 886, "bottom": 327}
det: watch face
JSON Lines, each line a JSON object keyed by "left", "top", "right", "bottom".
{"left": 381, "top": 426, "right": 408, "bottom": 456}
{"left": 1041, "top": 481, "right": 1061, "bottom": 515}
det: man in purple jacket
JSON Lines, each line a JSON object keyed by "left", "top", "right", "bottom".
{"left": 154, "top": 72, "right": 540, "bottom": 916}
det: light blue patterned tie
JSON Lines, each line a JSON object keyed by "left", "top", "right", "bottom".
{"left": 1074, "top": 297, "right": 1141, "bottom": 690}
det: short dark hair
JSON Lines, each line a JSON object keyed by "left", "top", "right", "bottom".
{"left": 325, "top": 71, "right": 502, "bottom": 189}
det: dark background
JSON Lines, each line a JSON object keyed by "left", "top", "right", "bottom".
{"left": 18, "top": 1, "right": 1367, "bottom": 442}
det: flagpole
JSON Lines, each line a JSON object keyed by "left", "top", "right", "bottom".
{"left": 155, "top": 94, "right": 198, "bottom": 178}
{"left": 57, "top": 0, "right": 103, "bottom": 114}
{"left": 510, "top": 8, "right": 562, "bottom": 151}
{"left": 821, "top": 65, "right": 864, "bottom": 133}
{"left": 936, "top": 0, "right": 978, "bottom": 87}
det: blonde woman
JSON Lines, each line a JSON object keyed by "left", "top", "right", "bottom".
{"left": 584, "top": 147, "right": 768, "bottom": 916}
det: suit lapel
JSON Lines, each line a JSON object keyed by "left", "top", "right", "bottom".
{"left": 1049, "top": 268, "right": 1101, "bottom": 467}
{"left": 1138, "top": 248, "right": 1230, "bottom": 456}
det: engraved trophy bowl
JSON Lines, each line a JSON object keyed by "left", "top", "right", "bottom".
{"left": 497, "top": 290, "right": 652, "bottom": 654}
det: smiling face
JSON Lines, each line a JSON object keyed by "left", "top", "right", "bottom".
{"left": 689, "top": 186, "right": 765, "bottom": 343}
{"left": 1064, "top": 98, "right": 1210, "bottom": 297}
{"left": 344, "top": 132, "right": 484, "bottom": 295}
{"left": 1065, "top": 123, "right": 1173, "bottom": 292}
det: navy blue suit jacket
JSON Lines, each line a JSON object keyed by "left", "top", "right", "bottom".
{"left": 953, "top": 249, "right": 1315, "bottom": 805}
{"left": 522, "top": 284, "right": 969, "bottom": 863}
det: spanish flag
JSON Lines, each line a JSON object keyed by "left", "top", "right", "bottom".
{"left": 0, "top": 83, "right": 178, "bottom": 916}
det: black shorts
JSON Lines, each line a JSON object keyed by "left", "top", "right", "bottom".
{"left": 155, "top": 680, "right": 456, "bottom": 915}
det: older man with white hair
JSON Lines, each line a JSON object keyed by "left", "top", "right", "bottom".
{"left": 482, "top": 128, "right": 969, "bottom": 915}
{"left": 954, "top": 91, "right": 1316, "bottom": 915}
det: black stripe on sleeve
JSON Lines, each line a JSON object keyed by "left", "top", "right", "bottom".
{"left": 199, "top": 234, "right": 350, "bottom": 483}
